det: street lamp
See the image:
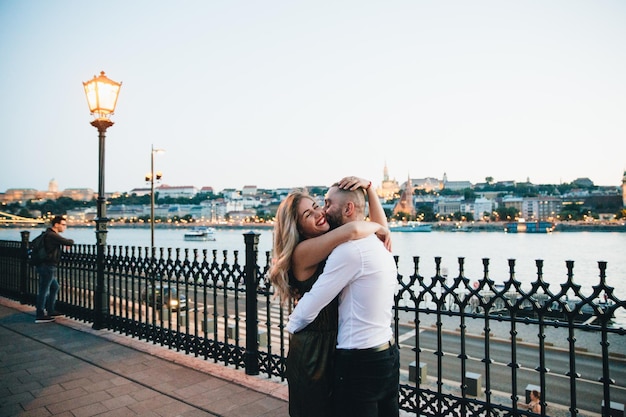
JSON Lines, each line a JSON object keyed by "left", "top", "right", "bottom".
{"left": 83, "top": 71, "right": 121, "bottom": 330}
{"left": 146, "top": 145, "right": 165, "bottom": 251}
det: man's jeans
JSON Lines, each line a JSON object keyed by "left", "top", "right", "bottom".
{"left": 333, "top": 344, "right": 400, "bottom": 417}
{"left": 36, "top": 265, "right": 59, "bottom": 317}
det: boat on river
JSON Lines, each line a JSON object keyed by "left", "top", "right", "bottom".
{"left": 183, "top": 227, "right": 216, "bottom": 241}
{"left": 504, "top": 220, "right": 554, "bottom": 233}
{"left": 389, "top": 221, "right": 432, "bottom": 232}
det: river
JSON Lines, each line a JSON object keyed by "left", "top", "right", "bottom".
{"left": 2, "top": 225, "right": 625, "bottom": 325}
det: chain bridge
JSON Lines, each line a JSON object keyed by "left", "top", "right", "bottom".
{"left": 0, "top": 211, "right": 44, "bottom": 225}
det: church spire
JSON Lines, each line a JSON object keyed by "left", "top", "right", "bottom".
{"left": 392, "top": 172, "right": 416, "bottom": 219}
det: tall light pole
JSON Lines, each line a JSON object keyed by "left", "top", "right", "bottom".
{"left": 146, "top": 145, "right": 164, "bottom": 251}
{"left": 83, "top": 71, "right": 121, "bottom": 330}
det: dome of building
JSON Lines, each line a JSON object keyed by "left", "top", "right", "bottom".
{"left": 48, "top": 178, "right": 58, "bottom": 192}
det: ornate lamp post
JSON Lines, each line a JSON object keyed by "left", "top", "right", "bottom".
{"left": 83, "top": 71, "right": 121, "bottom": 330}
{"left": 145, "top": 145, "right": 164, "bottom": 251}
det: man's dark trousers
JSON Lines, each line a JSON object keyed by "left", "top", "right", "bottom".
{"left": 332, "top": 344, "right": 400, "bottom": 417}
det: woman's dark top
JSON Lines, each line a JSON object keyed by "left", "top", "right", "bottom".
{"left": 286, "top": 261, "right": 338, "bottom": 417}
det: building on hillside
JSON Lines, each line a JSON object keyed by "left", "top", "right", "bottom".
{"left": 156, "top": 185, "right": 198, "bottom": 199}
{"left": 442, "top": 173, "right": 472, "bottom": 191}
{"left": 221, "top": 189, "right": 240, "bottom": 199}
{"left": 241, "top": 196, "right": 262, "bottom": 208}
{"left": 572, "top": 177, "right": 594, "bottom": 188}
{"left": 274, "top": 188, "right": 295, "bottom": 197}
{"left": 66, "top": 207, "right": 96, "bottom": 222}
{"left": 393, "top": 174, "right": 416, "bottom": 218}
{"left": 562, "top": 188, "right": 591, "bottom": 198}
{"left": 376, "top": 162, "right": 400, "bottom": 200}
{"left": 402, "top": 173, "right": 473, "bottom": 192}
{"left": 521, "top": 197, "right": 562, "bottom": 221}
{"left": 399, "top": 175, "right": 449, "bottom": 193}
{"left": 443, "top": 181, "right": 472, "bottom": 191}
{"left": 475, "top": 197, "right": 495, "bottom": 219}
{"left": 227, "top": 209, "right": 257, "bottom": 222}
{"left": 154, "top": 204, "right": 176, "bottom": 217}
{"left": 1, "top": 188, "right": 40, "bottom": 203}
{"left": 106, "top": 204, "right": 145, "bottom": 219}
{"left": 200, "top": 200, "right": 224, "bottom": 222}
{"left": 413, "top": 195, "right": 437, "bottom": 208}
{"left": 460, "top": 197, "right": 494, "bottom": 220}
{"left": 128, "top": 187, "right": 150, "bottom": 197}
{"left": 495, "top": 180, "right": 516, "bottom": 188}
{"left": 28, "top": 179, "right": 62, "bottom": 201}
{"left": 242, "top": 185, "right": 257, "bottom": 196}
{"left": 61, "top": 188, "right": 95, "bottom": 202}
{"left": 500, "top": 196, "right": 523, "bottom": 217}
{"left": 434, "top": 197, "right": 463, "bottom": 217}
{"left": 226, "top": 199, "right": 244, "bottom": 213}
{"left": 411, "top": 177, "right": 442, "bottom": 192}
{"left": 476, "top": 191, "right": 500, "bottom": 201}
{"left": 38, "top": 190, "right": 60, "bottom": 201}
{"left": 0, "top": 185, "right": 96, "bottom": 203}
{"left": 199, "top": 186, "right": 214, "bottom": 195}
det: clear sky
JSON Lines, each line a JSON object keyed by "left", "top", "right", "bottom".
{"left": 1, "top": 1, "right": 625, "bottom": 194}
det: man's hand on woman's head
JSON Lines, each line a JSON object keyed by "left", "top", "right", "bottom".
{"left": 338, "top": 176, "right": 370, "bottom": 191}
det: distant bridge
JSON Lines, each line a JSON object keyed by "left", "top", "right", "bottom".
{"left": 0, "top": 211, "right": 44, "bottom": 225}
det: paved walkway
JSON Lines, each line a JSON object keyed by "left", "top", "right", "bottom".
{"left": 0, "top": 297, "right": 289, "bottom": 417}
{"left": 0, "top": 296, "right": 594, "bottom": 417}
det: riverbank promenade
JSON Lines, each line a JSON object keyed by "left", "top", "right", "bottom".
{"left": 2, "top": 296, "right": 585, "bottom": 417}
{"left": 0, "top": 296, "right": 289, "bottom": 417}
{"left": 0, "top": 295, "right": 595, "bottom": 417}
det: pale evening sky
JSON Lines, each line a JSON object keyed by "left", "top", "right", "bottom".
{"left": 1, "top": 0, "right": 625, "bottom": 194}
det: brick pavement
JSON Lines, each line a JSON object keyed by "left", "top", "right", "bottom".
{"left": 0, "top": 297, "right": 289, "bottom": 417}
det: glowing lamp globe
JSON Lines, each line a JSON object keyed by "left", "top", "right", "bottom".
{"left": 83, "top": 71, "right": 122, "bottom": 120}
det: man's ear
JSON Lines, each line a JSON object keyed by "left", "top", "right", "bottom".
{"left": 344, "top": 201, "right": 355, "bottom": 217}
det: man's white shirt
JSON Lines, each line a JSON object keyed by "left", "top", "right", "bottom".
{"left": 285, "top": 234, "right": 397, "bottom": 349}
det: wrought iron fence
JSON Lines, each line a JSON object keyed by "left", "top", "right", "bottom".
{"left": 0, "top": 231, "right": 625, "bottom": 417}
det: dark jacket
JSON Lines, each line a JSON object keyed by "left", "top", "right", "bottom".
{"left": 43, "top": 228, "right": 74, "bottom": 266}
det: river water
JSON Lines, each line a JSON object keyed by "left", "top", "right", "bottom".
{"left": 2, "top": 226, "right": 625, "bottom": 325}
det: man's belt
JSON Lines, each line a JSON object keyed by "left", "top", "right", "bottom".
{"left": 337, "top": 340, "right": 394, "bottom": 354}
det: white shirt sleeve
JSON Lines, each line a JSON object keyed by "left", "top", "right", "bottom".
{"left": 285, "top": 241, "right": 360, "bottom": 334}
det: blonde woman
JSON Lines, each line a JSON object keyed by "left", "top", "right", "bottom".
{"left": 270, "top": 176, "right": 390, "bottom": 417}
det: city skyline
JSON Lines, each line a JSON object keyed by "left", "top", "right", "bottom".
{"left": 1, "top": 1, "right": 625, "bottom": 193}
{"left": 1, "top": 166, "right": 623, "bottom": 197}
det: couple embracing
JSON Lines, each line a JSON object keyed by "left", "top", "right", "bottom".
{"left": 270, "top": 176, "right": 400, "bottom": 417}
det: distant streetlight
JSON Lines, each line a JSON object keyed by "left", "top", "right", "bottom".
{"left": 83, "top": 71, "right": 122, "bottom": 330}
{"left": 146, "top": 145, "right": 165, "bottom": 251}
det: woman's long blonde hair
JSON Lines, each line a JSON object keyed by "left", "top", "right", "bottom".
{"left": 269, "top": 190, "right": 312, "bottom": 305}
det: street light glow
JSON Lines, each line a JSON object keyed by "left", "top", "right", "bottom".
{"left": 83, "top": 71, "right": 122, "bottom": 120}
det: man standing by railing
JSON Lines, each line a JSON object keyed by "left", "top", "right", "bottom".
{"left": 286, "top": 181, "right": 399, "bottom": 417}
{"left": 35, "top": 215, "right": 74, "bottom": 323}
